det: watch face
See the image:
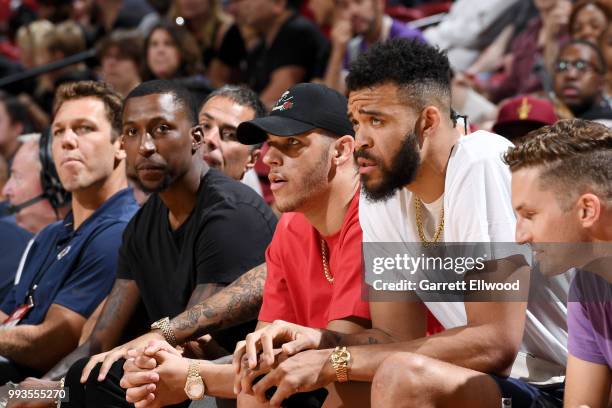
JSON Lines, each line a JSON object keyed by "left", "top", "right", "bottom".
{"left": 331, "top": 349, "right": 350, "bottom": 363}
{"left": 185, "top": 378, "right": 205, "bottom": 400}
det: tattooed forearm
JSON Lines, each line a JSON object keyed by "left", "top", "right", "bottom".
{"left": 171, "top": 263, "right": 267, "bottom": 342}
{"left": 320, "top": 328, "right": 393, "bottom": 348}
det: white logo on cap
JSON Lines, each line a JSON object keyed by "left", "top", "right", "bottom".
{"left": 272, "top": 91, "right": 294, "bottom": 112}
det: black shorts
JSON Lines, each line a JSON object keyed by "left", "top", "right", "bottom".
{"left": 490, "top": 375, "right": 564, "bottom": 408}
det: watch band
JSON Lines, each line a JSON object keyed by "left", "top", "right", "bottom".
{"left": 152, "top": 317, "right": 178, "bottom": 347}
{"left": 330, "top": 346, "right": 350, "bottom": 383}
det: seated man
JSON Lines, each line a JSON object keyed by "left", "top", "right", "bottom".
{"left": 553, "top": 40, "right": 612, "bottom": 123}
{"left": 505, "top": 119, "right": 612, "bottom": 408}
{"left": 120, "top": 83, "right": 372, "bottom": 407}
{"left": 0, "top": 134, "right": 71, "bottom": 300}
{"left": 237, "top": 0, "right": 329, "bottom": 108}
{"left": 55, "top": 80, "right": 277, "bottom": 407}
{"left": 232, "top": 39, "right": 567, "bottom": 408}
{"left": 199, "top": 85, "right": 265, "bottom": 194}
{"left": 0, "top": 81, "right": 139, "bottom": 384}
{"left": 324, "top": 0, "right": 424, "bottom": 93}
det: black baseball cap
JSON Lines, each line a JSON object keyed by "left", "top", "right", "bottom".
{"left": 236, "top": 83, "right": 354, "bottom": 145}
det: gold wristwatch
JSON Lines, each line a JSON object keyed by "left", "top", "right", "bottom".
{"left": 330, "top": 346, "right": 351, "bottom": 383}
{"left": 150, "top": 317, "right": 178, "bottom": 347}
{"left": 184, "top": 359, "right": 205, "bottom": 400}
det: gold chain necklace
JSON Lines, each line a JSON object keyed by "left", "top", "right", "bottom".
{"left": 320, "top": 238, "right": 334, "bottom": 284}
{"left": 415, "top": 197, "right": 445, "bottom": 244}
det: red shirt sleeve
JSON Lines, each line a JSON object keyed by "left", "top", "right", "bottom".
{"left": 258, "top": 219, "right": 297, "bottom": 323}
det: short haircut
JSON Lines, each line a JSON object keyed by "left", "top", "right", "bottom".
{"left": 202, "top": 85, "right": 266, "bottom": 119}
{"left": 53, "top": 81, "right": 123, "bottom": 141}
{"left": 346, "top": 39, "right": 452, "bottom": 117}
{"left": 97, "top": 29, "right": 144, "bottom": 67}
{"left": 504, "top": 119, "right": 612, "bottom": 209}
{"left": 558, "top": 39, "right": 607, "bottom": 74}
{"left": 201, "top": 86, "right": 266, "bottom": 149}
{"left": 124, "top": 79, "right": 198, "bottom": 125}
{"left": 0, "top": 91, "right": 34, "bottom": 134}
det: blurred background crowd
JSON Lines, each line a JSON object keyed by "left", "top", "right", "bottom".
{"left": 0, "top": 0, "right": 612, "bottom": 233}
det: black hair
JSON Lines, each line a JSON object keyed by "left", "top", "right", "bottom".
{"left": 346, "top": 39, "right": 452, "bottom": 115}
{"left": 124, "top": 79, "right": 198, "bottom": 125}
{"left": 287, "top": 0, "right": 303, "bottom": 11}
{"left": 558, "top": 39, "right": 607, "bottom": 74}
{"left": 202, "top": 85, "right": 267, "bottom": 119}
{"left": 0, "top": 91, "right": 34, "bottom": 134}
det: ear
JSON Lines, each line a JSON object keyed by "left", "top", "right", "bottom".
{"left": 113, "top": 136, "right": 126, "bottom": 161}
{"left": 12, "top": 121, "right": 23, "bottom": 138}
{"left": 577, "top": 193, "right": 602, "bottom": 229}
{"left": 332, "top": 135, "right": 355, "bottom": 166}
{"left": 190, "top": 125, "right": 203, "bottom": 154}
{"left": 246, "top": 148, "right": 261, "bottom": 170}
{"left": 417, "top": 106, "right": 442, "bottom": 142}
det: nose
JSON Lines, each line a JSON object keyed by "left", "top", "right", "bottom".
{"left": 263, "top": 145, "right": 281, "bottom": 168}
{"left": 203, "top": 126, "right": 220, "bottom": 151}
{"left": 59, "top": 128, "right": 78, "bottom": 150}
{"left": 354, "top": 128, "right": 372, "bottom": 152}
{"left": 138, "top": 132, "right": 156, "bottom": 157}
{"left": 1, "top": 177, "right": 14, "bottom": 200}
{"left": 515, "top": 220, "right": 532, "bottom": 244}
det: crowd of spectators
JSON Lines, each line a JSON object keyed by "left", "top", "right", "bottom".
{"left": 0, "top": 1, "right": 611, "bottom": 408}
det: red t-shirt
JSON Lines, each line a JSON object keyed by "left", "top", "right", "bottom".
{"left": 259, "top": 191, "right": 370, "bottom": 328}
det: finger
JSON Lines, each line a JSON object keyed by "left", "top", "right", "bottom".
{"left": 251, "top": 370, "right": 281, "bottom": 403}
{"left": 268, "top": 382, "right": 298, "bottom": 408}
{"left": 242, "top": 364, "right": 272, "bottom": 397}
{"left": 98, "top": 350, "right": 126, "bottom": 381}
{"left": 134, "top": 354, "right": 157, "bottom": 370}
{"left": 134, "top": 393, "right": 156, "bottom": 408}
{"left": 80, "top": 355, "right": 104, "bottom": 383}
{"left": 259, "top": 331, "right": 276, "bottom": 368}
{"left": 281, "top": 337, "right": 313, "bottom": 356}
{"left": 244, "top": 332, "right": 262, "bottom": 369}
{"left": 125, "top": 383, "right": 156, "bottom": 403}
{"left": 233, "top": 341, "right": 246, "bottom": 374}
{"left": 120, "top": 370, "right": 160, "bottom": 389}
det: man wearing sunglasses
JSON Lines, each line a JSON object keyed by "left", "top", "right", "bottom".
{"left": 553, "top": 39, "right": 612, "bottom": 124}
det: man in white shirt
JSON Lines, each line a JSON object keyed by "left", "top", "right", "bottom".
{"left": 232, "top": 39, "right": 566, "bottom": 408}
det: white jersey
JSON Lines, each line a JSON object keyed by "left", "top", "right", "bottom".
{"left": 360, "top": 131, "right": 568, "bottom": 382}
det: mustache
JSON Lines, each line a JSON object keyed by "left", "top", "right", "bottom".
{"left": 353, "top": 149, "right": 379, "bottom": 163}
{"left": 135, "top": 160, "right": 167, "bottom": 170}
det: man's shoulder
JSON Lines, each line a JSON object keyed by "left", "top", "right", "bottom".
{"left": 275, "top": 212, "right": 311, "bottom": 237}
{"left": 200, "top": 169, "right": 273, "bottom": 215}
{"left": 449, "top": 131, "right": 513, "bottom": 174}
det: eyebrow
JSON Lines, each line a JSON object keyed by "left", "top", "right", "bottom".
{"left": 200, "top": 112, "right": 237, "bottom": 129}
{"left": 359, "top": 108, "right": 387, "bottom": 117}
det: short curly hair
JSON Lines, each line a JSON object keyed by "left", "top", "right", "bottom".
{"left": 504, "top": 119, "right": 612, "bottom": 209}
{"left": 346, "top": 38, "right": 452, "bottom": 115}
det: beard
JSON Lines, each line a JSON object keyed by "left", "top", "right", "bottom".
{"left": 275, "top": 148, "right": 331, "bottom": 213}
{"left": 355, "top": 130, "right": 420, "bottom": 202}
{"left": 127, "top": 165, "right": 176, "bottom": 195}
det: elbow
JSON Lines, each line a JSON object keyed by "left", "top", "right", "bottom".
{"left": 486, "top": 337, "right": 521, "bottom": 375}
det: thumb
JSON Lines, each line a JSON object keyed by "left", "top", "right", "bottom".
{"left": 281, "top": 336, "right": 314, "bottom": 355}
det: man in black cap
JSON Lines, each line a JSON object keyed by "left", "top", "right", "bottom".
{"left": 119, "top": 83, "right": 372, "bottom": 408}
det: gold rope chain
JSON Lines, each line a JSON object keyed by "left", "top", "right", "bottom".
{"left": 321, "top": 238, "right": 334, "bottom": 284}
{"left": 414, "top": 197, "right": 445, "bottom": 244}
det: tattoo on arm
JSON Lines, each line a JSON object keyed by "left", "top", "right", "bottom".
{"left": 321, "top": 329, "right": 388, "bottom": 348}
{"left": 171, "top": 263, "right": 267, "bottom": 342}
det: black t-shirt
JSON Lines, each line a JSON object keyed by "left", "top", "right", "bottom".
{"left": 117, "top": 169, "right": 277, "bottom": 351}
{"left": 217, "top": 24, "right": 247, "bottom": 68}
{"left": 246, "top": 14, "right": 330, "bottom": 93}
